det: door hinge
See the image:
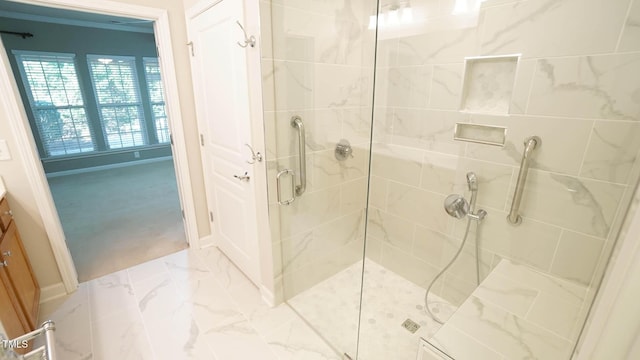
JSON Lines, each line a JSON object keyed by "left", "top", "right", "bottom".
{"left": 200, "top": 134, "right": 204, "bottom": 146}
{"left": 187, "top": 41, "right": 194, "bottom": 56}
{"left": 170, "top": 133, "right": 174, "bottom": 145}
{"left": 209, "top": 211, "right": 214, "bottom": 222}
{"left": 181, "top": 210, "right": 185, "bottom": 219}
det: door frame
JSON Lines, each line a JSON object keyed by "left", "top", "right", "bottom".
{"left": 0, "top": 0, "right": 200, "bottom": 294}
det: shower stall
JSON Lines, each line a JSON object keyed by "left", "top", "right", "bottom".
{"left": 259, "top": 0, "right": 640, "bottom": 358}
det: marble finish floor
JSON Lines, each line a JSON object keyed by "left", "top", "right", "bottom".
{"left": 289, "top": 260, "right": 457, "bottom": 360}
{"left": 38, "top": 247, "right": 340, "bottom": 360}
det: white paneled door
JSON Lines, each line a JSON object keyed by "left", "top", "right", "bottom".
{"left": 187, "top": 0, "right": 261, "bottom": 285}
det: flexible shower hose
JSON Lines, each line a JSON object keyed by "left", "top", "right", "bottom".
{"left": 424, "top": 217, "right": 473, "bottom": 325}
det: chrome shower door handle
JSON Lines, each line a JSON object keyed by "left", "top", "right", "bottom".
{"left": 276, "top": 169, "right": 295, "bottom": 205}
{"left": 291, "top": 116, "right": 306, "bottom": 197}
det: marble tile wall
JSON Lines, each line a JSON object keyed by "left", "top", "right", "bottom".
{"left": 365, "top": 0, "right": 640, "bottom": 319}
{"left": 258, "top": 0, "right": 376, "bottom": 302}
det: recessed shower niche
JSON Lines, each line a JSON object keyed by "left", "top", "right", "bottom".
{"left": 460, "top": 55, "right": 520, "bottom": 114}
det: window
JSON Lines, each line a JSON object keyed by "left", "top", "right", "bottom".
{"left": 14, "top": 52, "right": 94, "bottom": 157}
{"left": 143, "top": 57, "right": 170, "bottom": 144}
{"left": 88, "top": 55, "right": 146, "bottom": 149}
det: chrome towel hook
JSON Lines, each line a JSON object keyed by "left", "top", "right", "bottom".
{"left": 236, "top": 21, "right": 256, "bottom": 48}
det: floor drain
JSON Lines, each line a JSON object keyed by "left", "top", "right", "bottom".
{"left": 401, "top": 318, "right": 420, "bottom": 333}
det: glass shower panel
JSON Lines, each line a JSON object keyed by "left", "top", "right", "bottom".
{"left": 259, "top": 0, "right": 377, "bottom": 358}
{"left": 360, "top": 0, "right": 640, "bottom": 359}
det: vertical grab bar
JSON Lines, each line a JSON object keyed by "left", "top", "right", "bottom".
{"left": 507, "top": 136, "right": 541, "bottom": 225}
{"left": 291, "top": 116, "right": 306, "bottom": 196}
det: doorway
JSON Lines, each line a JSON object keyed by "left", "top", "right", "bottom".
{"left": 0, "top": 1, "right": 190, "bottom": 282}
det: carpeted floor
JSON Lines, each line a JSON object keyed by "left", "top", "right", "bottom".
{"left": 47, "top": 159, "right": 187, "bottom": 282}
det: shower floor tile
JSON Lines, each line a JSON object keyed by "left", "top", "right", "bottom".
{"left": 288, "top": 260, "right": 457, "bottom": 360}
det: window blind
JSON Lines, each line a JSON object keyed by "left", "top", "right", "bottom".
{"left": 143, "top": 57, "right": 170, "bottom": 144}
{"left": 87, "top": 55, "right": 147, "bottom": 149}
{"left": 15, "top": 52, "right": 94, "bottom": 157}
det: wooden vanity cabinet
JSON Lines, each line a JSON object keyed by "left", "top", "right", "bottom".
{"left": 0, "top": 196, "right": 40, "bottom": 347}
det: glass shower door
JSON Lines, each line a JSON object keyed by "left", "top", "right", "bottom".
{"left": 360, "top": 0, "right": 640, "bottom": 359}
{"left": 259, "top": 0, "right": 378, "bottom": 358}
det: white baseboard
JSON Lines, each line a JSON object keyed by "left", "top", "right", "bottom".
{"left": 46, "top": 156, "right": 173, "bottom": 178}
{"left": 260, "top": 285, "right": 276, "bottom": 307}
{"left": 39, "top": 282, "right": 68, "bottom": 304}
{"left": 198, "top": 235, "right": 215, "bottom": 249}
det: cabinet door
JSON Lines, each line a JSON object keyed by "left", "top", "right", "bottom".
{"left": 0, "top": 268, "right": 29, "bottom": 340}
{"left": 0, "top": 221, "right": 39, "bottom": 330}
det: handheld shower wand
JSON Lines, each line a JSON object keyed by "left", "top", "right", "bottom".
{"left": 425, "top": 172, "right": 487, "bottom": 324}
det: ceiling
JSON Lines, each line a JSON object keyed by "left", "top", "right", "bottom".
{"left": 0, "top": 0, "right": 154, "bottom": 33}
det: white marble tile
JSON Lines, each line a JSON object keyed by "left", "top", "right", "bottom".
{"left": 315, "top": 64, "right": 373, "bottom": 109}
{"left": 162, "top": 249, "right": 211, "bottom": 283}
{"left": 145, "top": 304, "right": 215, "bottom": 360}
{"left": 312, "top": 147, "right": 367, "bottom": 190}
{"left": 550, "top": 231, "right": 605, "bottom": 286}
{"left": 132, "top": 273, "right": 182, "bottom": 323}
{"left": 420, "top": 153, "right": 514, "bottom": 210}
{"left": 480, "top": 0, "right": 630, "bottom": 57}
{"left": 386, "top": 65, "right": 433, "bottom": 108}
{"left": 226, "top": 280, "right": 297, "bottom": 336}
{"left": 271, "top": 60, "right": 315, "bottom": 111}
{"left": 527, "top": 54, "right": 640, "bottom": 121}
{"left": 127, "top": 257, "right": 168, "bottom": 284}
{"left": 380, "top": 242, "right": 440, "bottom": 288}
{"left": 618, "top": 0, "right": 640, "bottom": 52}
{"left": 91, "top": 306, "right": 153, "bottom": 360}
{"left": 371, "top": 143, "right": 424, "bottom": 187}
{"left": 461, "top": 56, "right": 517, "bottom": 114}
{"left": 413, "top": 226, "right": 459, "bottom": 268}
{"left": 509, "top": 59, "right": 536, "bottom": 114}
{"left": 396, "top": 26, "right": 479, "bottom": 65}
{"left": 265, "top": 317, "right": 341, "bottom": 360}
{"left": 278, "top": 185, "right": 342, "bottom": 238}
{"left": 525, "top": 292, "right": 582, "bottom": 341}
{"left": 194, "top": 247, "right": 253, "bottom": 293}
{"left": 89, "top": 270, "right": 137, "bottom": 321}
{"left": 515, "top": 170, "right": 625, "bottom": 238}
{"left": 386, "top": 181, "right": 452, "bottom": 234}
{"left": 340, "top": 177, "right": 368, "bottom": 215}
{"left": 40, "top": 284, "right": 92, "bottom": 360}
{"left": 390, "top": 109, "right": 469, "bottom": 155}
{"left": 368, "top": 176, "right": 389, "bottom": 210}
{"left": 429, "top": 64, "right": 464, "bottom": 111}
{"left": 448, "top": 295, "right": 573, "bottom": 359}
{"left": 453, "top": 207, "right": 562, "bottom": 272}
{"left": 465, "top": 114, "right": 593, "bottom": 176}
{"left": 473, "top": 272, "right": 538, "bottom": 317}
{"left": 367, "top": 208, "right": 415, "bottom": 252}
{"left": 427, "top": 326, "right": 505, "bottom": 360}
{"left": 492, "top": 260, "right": 586, "bottom": 307}
{"left": 203, "top": 317, "right": 278, "bottom": 360}
{"left": 580, "top": 121, "right": 640, "bottom": 184}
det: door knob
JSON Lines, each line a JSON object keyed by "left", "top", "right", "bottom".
{"left": 0, "top": 260, "right": 7, "bottom": 267}
{"left": 2, "top": 251, "right": 10, "bottom": 257}
{"left": 233, "top": 172, "right": 250, "bottom": 182}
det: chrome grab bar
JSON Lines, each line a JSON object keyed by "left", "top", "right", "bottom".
{"left": 276, "top": 169, "right": 295, "bottom": 205}
{"left": 291, "top": 116, "right": 306, "bottom": 197}
{"left": 507, "top": 136, "right": 541, "bottom": 225}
